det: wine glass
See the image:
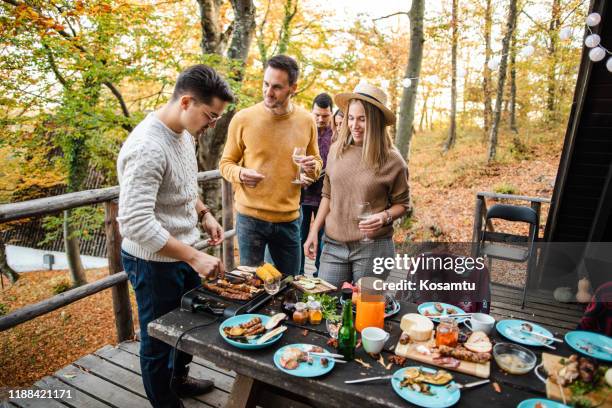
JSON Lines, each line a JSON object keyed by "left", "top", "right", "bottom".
{"left": 291, "top": 147, "right": 306, "bottom": 184}
{"left": 264, "top": 279, "right": 281, "bottom": 295}
{"left": 356, "top": 202, "right": 373, "bottom": 243}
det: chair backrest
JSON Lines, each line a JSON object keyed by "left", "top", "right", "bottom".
{"left": 486, "top": 204, "right": 538, "bottom": 225}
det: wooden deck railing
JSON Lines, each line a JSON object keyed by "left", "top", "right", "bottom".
{"left": 0, "top": 170, "right": 235, "bottom": 341}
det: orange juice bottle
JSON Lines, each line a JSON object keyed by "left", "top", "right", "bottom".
{"left": 355, "top": 293, "right": 385, "bottom": 332}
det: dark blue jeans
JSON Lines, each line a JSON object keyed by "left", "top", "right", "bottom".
{"left": 121, "top": 250, "right": 201, "bottom": 408}
{"left": 300, "top": 204, "right": 323, "bottom": 276}
{"left": 236, "top": 212, "right": 301, "bottom": 276}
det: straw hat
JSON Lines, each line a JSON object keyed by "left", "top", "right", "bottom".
{"left": 334, "top": 82, "right": 396, "bottom": 126}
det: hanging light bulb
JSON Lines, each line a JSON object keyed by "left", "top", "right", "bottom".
{"left": 401, "top": 78, "right": 412, "bottom": 88}
{"left": 338, "top": 75, "right": 347, "bottom": 84}
{"left": 559, "top": 26, "right": 572, "bottom": 41}
{"left": 589, "top": 46, "right": 606, "bottom": 62}
{"left": 457, "top": 67, "right": 467, "bottom": 78}
{"left": 585, "top": 34, "right": 601, "bottom": 48}
{"left": 520, "top": 45, "right": 535, "bottom": 58}
{"left": 606, "top": 57, "right": 612, "bottom": 72}
{"left": 586, "top": 12, "right": 601, "bottom": 27}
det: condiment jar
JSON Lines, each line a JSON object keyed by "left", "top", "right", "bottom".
{"left": 292, "top": 302, "right": 309, "bottom": 325}
{"left": 308, "top": 300, "right": 323, "bottom": 325}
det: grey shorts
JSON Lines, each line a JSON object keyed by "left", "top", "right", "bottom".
{"left": 318, "top": 235, "right": 395, "bottom": 287}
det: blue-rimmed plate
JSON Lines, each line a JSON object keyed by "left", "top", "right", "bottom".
{"left": 565, "top": 330, "right": 612, "bottom": 362}
{"left": 391, "top": 366, "right": 460, "bottom": 408}
{"left": 496, "top": 320, "right": 554, "bottom": 347}
{"left": 273, "top": 344, "right": 335, "bottom": 377}
{"left": 219, "top": 314, "right": 284, "bottom": 350}
{"left": 417, "top": 302, "right": 467, "bottom": 323}
{"left": 517, "top": 398, "right": 570, "bottom": 408}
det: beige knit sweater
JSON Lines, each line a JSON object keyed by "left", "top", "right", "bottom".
{"left": 322, "top": 143, "right": 410, "bottom": 242}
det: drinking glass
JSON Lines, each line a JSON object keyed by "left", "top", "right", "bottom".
{"left": 291, "top": 147, "right": 306, "bottom": 184}
{"left": 356, "top": 202, "right": 373, "bottom": 243}
{"left": 264, "top": 279, "right": 281, "bottom": 295}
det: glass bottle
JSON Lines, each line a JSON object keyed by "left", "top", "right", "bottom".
{"left": 338, "top": 296, "right": 356, "bottom": 360}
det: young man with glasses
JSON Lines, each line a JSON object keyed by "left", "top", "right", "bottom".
{"left": 117, "top": 64, "right": 233, "bottom": 408}
{"left": 220, "top": 55, "right": 322, "bottom": 276}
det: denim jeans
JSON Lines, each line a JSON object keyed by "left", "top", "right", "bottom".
{"left": 236, "top": 212, "right": 301, "bottom": 276}
{"left": 300, "top": 204, "right": 323, "bottom": 276}
{"left": 121, "top": 250, "right": 201, "bottom": 408}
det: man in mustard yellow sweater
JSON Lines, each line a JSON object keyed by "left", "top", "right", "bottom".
{"left": 220, "top": 55, "right": 322, "bottom": 275}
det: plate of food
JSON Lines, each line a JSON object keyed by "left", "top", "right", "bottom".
{"left": 417, "top": 302, "right": 468, "bottom": 323}
{"left": 565, "top": 331, "right": 612, "bottom": 362}
{"left": 496, "top": 320, "right": 554, "bottom": 347}
{"left": 273, "top": 344, "right": 336, "bottom": 377}
{"left": 391, "top": 366, "right": 460, "bottom": 408}
{"left": 219, "top": 313, "right": 287, "bottom": 350}
{"left": 517, "top": 398, "right": 570, "bottom": 408}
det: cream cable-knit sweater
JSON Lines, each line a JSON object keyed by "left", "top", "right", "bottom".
{"left": 117, "top": 113, "right": 200, "bottom": 262}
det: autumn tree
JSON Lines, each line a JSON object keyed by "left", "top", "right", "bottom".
{"left": 487, "top": 0, "right": 518, "bottom": 162}
{"left": 396, "top": 0, "right": 425, "bottom": 160}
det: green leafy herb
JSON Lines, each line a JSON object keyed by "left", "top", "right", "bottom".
{"left": 301, "top": 293, "right": 340, "bottom": 321}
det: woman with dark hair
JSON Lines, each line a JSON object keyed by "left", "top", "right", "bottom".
{"left": 304, "top": 83, "right": 411, "bottom": 287}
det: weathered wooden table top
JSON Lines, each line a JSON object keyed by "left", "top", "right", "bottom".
{"left": 149, "top": 298, "right": 578, "bottom": 408}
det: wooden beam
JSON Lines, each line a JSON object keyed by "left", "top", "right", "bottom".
{"left": 104, "top": 200, "right": 134, "bottom": 342}
{"left": 0, "top": 170, "right": 223, "bottom": 223}
{"left": 477, "top": 191, "right": 551, "bottom": 204}
{"left": 222, "top": 179, "right": 235, "bottom": 271}
{"left": 0, "top": 272, "right": 128, "bottom": 331}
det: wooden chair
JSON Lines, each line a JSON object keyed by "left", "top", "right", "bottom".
{"left": 474, "top": 194, "right": 543, "bottom": 309}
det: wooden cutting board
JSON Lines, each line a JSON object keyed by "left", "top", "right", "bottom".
{"left": 395, "top": 336, "right": 490, "bottom": 379}
{"left": 542, "top": 352, "right": 612, "bottom": 406}
{"left": 291, "top": 277, "right": 336, "bottom": 294}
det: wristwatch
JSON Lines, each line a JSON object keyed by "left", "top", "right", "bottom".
{"left": 198, "top": 206, "right": 211, "bottom": 223}
{"left": 384, "top": 209, "right": 393, "bottom": 226}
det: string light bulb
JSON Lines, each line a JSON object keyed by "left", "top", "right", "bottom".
{"left": 589, "top": 46, "right": 606, "bottom": 62}
{"left": 585, "top": 34, "right": 601, "bottom": 48}
{"left": 586, "top": 12, "right": 601, "bottom": 27}
{"left": 401, "top": 78, "right": 412, "bottom": 88}
{"left": 606, "top": 57, "right": 612, "bottom": 72}
{"left": 559, "top": 27, "right": 572, "bottom": 41}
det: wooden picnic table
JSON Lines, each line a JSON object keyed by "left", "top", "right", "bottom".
{"left": 148, "top": 297, "right": 578, "bottom": 408}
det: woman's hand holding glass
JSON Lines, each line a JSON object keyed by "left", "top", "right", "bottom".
{"left": 358, "top": 212, "right": 386, "bottom": 235}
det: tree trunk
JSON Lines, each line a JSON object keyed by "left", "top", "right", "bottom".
{"left": 487, "top": 0, "right": 518, "bottom": 163}
{"left": 64, "top": 209, "right": 86, "bottom": 286}
{"left": 197, "top": 0, "right": 231, "bottom": 55}
{"left": 444, "top": 0, "right": 458, "bottom": 151}
{"left": 546, "top": 0, "right": 561, "bottom": 124}
{"left": 395, "top": 0, "right": 425, "bottom": 162}
{"left": 482, "top": 0, "right": 493, "bottom": 140}
{"left": 509, "top": 29, "right": 518, "bottom": 134}
{"left": 278, "top": 0, "right": 298, "bottom": 55}
{"left": 196, "top": 0, "right": 256, "bottom": 213}
{"left": 418, "top": 89, "right": 430, "bottom": 132}
{"left": 0, "top": 239, "right": 19, "bottom": 283}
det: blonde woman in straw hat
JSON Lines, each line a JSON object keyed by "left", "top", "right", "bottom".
{"left": 303, "top": 82, "right": 411, "bottom": 287}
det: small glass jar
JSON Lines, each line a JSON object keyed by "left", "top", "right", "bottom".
{"left": 308, "top": 301, "right": 323, "bottom": 325}
{"left": 435, "top": 317, "right": 459, "bottom": 348}
{"left": 292, "top": 302, "right": 309, "bottom": 325}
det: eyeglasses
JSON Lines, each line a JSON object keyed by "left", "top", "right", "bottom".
{"left": 201, "top": 105, "right": 222, "bottom": 125}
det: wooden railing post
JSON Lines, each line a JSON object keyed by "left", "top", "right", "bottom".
{"left": 104, "top": 199, "right": 134, "bottom": 342}
{"left": 472, "top": 195, "right": 484, "bottom": 258}
{"left": 221, "top": 179, "right": 235, "bottom": 271}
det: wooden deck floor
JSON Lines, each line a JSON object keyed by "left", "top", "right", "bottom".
{"left": 7, "top": 340, "right": 235, "bottom": 408}
{"left": 5, "top": 260, "right": 584, "bottom": 407}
